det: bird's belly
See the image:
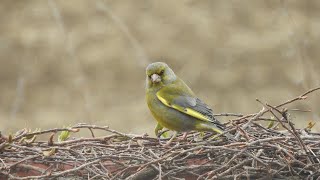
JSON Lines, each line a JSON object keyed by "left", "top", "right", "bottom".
{"left": 148, "top": 98, "right": 196, "bottom": 132}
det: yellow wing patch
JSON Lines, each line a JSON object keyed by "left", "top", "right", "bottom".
{"left": 156, "top": 93, "right": 211, "bottom": 122}
{"left": 184, "top": 108, "right": 211, "bottom": 122}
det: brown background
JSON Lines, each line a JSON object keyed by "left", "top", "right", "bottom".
{"left": 1, "top": 1, "right": 320, "bottom": 136}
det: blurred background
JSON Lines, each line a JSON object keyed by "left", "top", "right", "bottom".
{"left": 1, "top": 0, "right": 320, "bottom": 137}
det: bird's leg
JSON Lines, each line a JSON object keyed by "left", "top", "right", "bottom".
{"left": 163, "top": 131, "right": 178, "bottom": 147}
{"left": 154, "top": 123, "right": 164, "bottom": 137}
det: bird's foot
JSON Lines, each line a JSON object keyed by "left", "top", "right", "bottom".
{"left": 178, "top": 132, "right": 188, "bottom": 141}
{"left": 161, "top": 131, "right": 178, "bottom": 147}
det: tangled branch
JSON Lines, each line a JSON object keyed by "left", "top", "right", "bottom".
{"left": 1, "top": 87, "right": 320, "bottom": 179}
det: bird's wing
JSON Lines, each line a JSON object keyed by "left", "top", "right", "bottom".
{"left": 156, "top": 81, "right": 225, "bottom": 129}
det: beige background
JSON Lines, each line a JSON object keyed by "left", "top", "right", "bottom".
{"left": 1, "top": 1, "right": 320, "bottom": 137}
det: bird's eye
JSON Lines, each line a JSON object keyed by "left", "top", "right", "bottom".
{"left": 159, "top": 70, "right": 164, "bottom": 75}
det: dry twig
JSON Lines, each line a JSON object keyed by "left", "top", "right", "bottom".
{"left": 1, "top": 87, "right": 320, "bottom": 179}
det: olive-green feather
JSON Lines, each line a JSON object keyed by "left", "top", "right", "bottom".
{"left": 146, "top": 62, "right": 229, "bottom": 137}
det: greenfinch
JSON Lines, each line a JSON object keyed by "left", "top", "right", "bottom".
{"left": 146, "top": 62, "right": 229, "bottom": 145}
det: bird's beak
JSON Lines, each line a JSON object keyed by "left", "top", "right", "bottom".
{"left": 151, "top": 74, "right": 161, "bottom": 83}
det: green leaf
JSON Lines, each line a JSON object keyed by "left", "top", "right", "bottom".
{"left": 58, "top": 130, "right": 70, "bottom": 142}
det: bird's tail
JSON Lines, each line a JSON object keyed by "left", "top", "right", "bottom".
{"left": 200, "top": 120, "right": 234, "bottom": 140}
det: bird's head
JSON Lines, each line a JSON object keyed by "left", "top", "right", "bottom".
{"left": 146, "top": 62, "right": 176, "bottom": 89}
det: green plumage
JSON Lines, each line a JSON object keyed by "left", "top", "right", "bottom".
{"left": 145, "top": 62, "right": 226, "bottom": 136}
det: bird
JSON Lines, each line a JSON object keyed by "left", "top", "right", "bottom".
{"left": 145, "top": 62, "right": 230, "bottom": 146}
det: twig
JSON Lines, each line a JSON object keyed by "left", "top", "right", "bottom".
{"left": 0, "top": 87, "right": 319, "bottom": 179}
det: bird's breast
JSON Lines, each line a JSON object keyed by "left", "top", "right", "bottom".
{"left": 146, "top": 91, "right": 197, "bottom": 132}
